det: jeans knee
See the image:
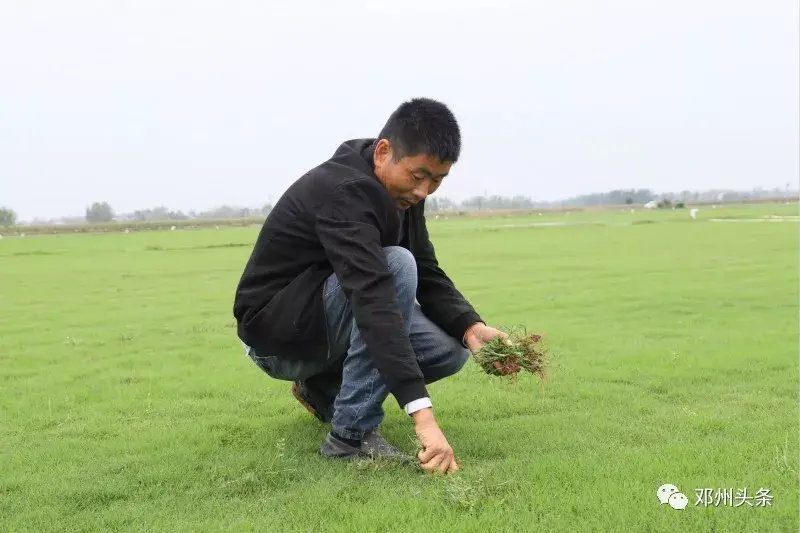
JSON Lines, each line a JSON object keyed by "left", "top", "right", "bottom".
{"left": 451, "top": 346, "right": 471, "bottom": 375}
{"left": 425, "top": 344, "right": 471, "bottom": 384}
{"left": 382, "top": 246, "right": 417, "bottom": 290}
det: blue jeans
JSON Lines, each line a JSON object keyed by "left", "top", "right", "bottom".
{"left": 246, "top": 246, "right": 471, "bottom": 440}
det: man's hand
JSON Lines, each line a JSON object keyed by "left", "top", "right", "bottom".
{"left": 412, "top": 408, "right": 459, "bottom": 475}
{"left": 464, "top": 322, "right": 508, "bottom": 353}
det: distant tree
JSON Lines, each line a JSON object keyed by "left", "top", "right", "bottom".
{"left": 560, "top": 188, "right": 656, "bottom": 207}
{"left": 194, "top": 205, "right": 260, "bottom": 219}
{"left": 510, "top": 196, "right": 534, "bottom": 209}
{"left": 131, "top": 206, "right": 189, "bottom": 221}
{"left": 86, "top": 202, "right": 114, "bottom": 223}
{"left": 0, "top": 207, "right": 17, "bottom": 226}
{"left": 486, "top": 195, "right": 507, "bottom": 209}
{"left": 462, "top": 195, "right": 487, "bottom": 211}
{"left": 436, "top": 197, "right": 458, "bottom": 211}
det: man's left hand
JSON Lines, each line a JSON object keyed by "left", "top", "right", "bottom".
{"left": 464, "top": 322, "right": 508, "bottom": 353}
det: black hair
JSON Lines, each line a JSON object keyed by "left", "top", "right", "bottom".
{"left": 377, "top": 97, "right": 461, "bottom": 163}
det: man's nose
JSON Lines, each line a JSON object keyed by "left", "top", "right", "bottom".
{"left": 412, "top": 181, "right": 430, "bottom": 201}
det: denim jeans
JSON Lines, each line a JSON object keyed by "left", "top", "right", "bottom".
{"left": 245, "top": 246, "right": 471, "bottom": 440}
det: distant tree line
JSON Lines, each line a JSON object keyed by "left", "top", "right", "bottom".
{"left": 558, "top": 186, "right": 796, "bottom": 207}
{"left": 426, "top": 186, "right": 796, "bottom": 212}
{"left": 559, "top": 189, "right": 657, "bottom": 207}
{"left": 3, "top": 185, "right": 796, "bottom": 226}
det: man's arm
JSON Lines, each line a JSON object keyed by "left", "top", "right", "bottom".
{"left": 315, "top": 179, "right": 429, "bottom": 408}
{"left": 413, "top": 204, "right": 484, "bottom": 343}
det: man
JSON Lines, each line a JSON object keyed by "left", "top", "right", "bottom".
{"left": 233, "top": 98, "right": 506, "bottom": 475}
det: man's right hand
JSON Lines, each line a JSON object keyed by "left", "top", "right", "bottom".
{"left": 412, "top": 408, "right": 459, "bottom": 474}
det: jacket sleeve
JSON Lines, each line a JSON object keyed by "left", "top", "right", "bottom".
{"left": 413, "top": 205, "right": 484, "bottom": 344}
{"left": 315, "top": 179, "right": 429, "bottom": 408}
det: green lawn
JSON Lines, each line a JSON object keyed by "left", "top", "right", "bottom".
{"left": 1, "top": 204, "right": 797, "bottom": 532}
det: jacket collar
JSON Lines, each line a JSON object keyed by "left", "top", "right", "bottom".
{"left": 361, "top": 138, "right": 378, "bottom": 176}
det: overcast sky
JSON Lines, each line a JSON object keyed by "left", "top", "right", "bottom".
{"left": 1, "top": 0, "right": 798, "bottom": 221}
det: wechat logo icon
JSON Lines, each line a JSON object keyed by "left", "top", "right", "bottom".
{"left": 658, "top": 484, "right": 688, "bottom": 510}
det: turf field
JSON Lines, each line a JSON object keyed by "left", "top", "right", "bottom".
{"left": 1, "top": 203, "right": 797, "bottom": 532}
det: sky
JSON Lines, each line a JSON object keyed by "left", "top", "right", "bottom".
{"left": 1, "top": 0, "right": 798, "bottom": 221}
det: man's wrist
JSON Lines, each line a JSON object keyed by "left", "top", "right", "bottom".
{"left": 404, "top": 397, "right": 433, "bottom": 416}
{"left": 462, "top": 321, "right": 485, "bottom": 347}
{"left": 411, "top": 407, "right": 435, "bottom": 424}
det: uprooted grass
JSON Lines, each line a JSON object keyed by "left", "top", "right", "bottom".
{"left": 473, "top": 326, "right": 550, "bottom": 381}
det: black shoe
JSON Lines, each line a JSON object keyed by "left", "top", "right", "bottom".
{"left": 292, "top": 381, "right": 333, "bottom": 423}
{"left": 319, "top": 430, "right": 413, "bottom": 463}
{"left": 360, "top": 430, "right": 413, "bottom": 463}
{"left": 319, "top": 432, "right": 367, "bottom": 460}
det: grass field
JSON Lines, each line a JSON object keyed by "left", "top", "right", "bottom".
{"left": 1, "top": 203, "right": 798, "bottom": 532}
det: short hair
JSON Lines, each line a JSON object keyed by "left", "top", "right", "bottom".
{"left": 377, "top": 98, "right": 461, "bottom": 163}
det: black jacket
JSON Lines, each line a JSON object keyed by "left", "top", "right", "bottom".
{"left": 233, "top": 138, "right": 483, "bottom": 407}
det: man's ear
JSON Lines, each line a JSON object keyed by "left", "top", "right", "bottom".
{"left": 374, "top": 139, "right": 392, "bottom": 169}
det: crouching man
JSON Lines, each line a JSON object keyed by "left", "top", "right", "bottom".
{"left": 233, "top": 98, "right": 505, "bottom": 474}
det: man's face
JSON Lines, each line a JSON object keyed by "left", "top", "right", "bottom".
{"left": 373, "top": 139, "right": 452, "bottom": 210}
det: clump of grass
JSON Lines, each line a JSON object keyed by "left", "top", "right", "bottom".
{"left": 473, "top": 326, "right": 549, "bottom": 382}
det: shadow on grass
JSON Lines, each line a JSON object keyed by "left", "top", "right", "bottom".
{"left": 2, "top": 250, "right": 63, "bottom": 257}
